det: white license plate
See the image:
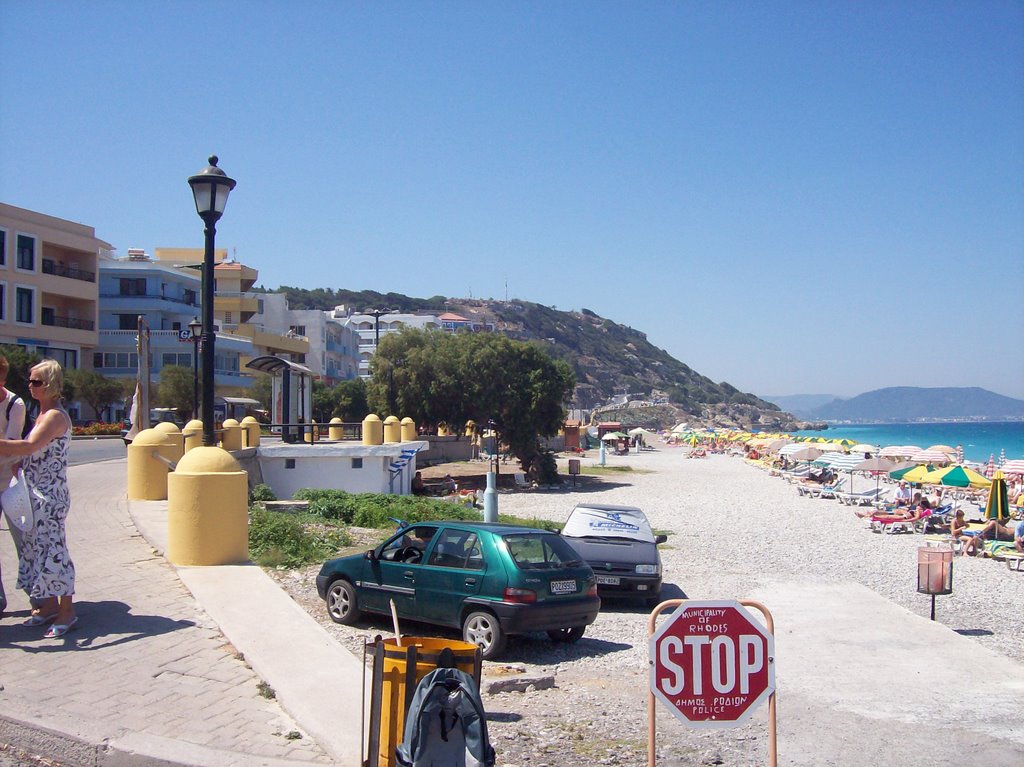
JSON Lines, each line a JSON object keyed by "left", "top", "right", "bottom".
{"left": 550, "top": 579, "right": 577, "bottom": 594}
{"left": 596, "top": 575, "right": 620, "bottom": 585}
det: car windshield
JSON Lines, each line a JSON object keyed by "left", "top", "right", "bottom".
{"left": 503, "top": 532, "right": 582, "bottom": 570}
{"left": 561, "top": 506, "right": 657, "bottom": 543}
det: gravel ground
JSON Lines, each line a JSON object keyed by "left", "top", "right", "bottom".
{"left": 268, "top": 449, "right": 1024, "bottom": 767}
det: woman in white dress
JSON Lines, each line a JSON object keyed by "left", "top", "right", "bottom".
{"left": 0, "top": 359, "right": 75, "bottom": 637}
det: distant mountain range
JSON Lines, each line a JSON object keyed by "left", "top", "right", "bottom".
{"left": 765, "top": 387, "right": 1024, "bottom": 422}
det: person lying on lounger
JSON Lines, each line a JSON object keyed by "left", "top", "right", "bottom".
{"left": 961, "top": 517, "right": 1024, "bottom": 557}
{"left": 860, "top": 497, "right": 930, "bottom": 522}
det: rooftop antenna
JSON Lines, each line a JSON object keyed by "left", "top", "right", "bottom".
{"left": 504, "top": 279, "right": 508, "bottom": 302}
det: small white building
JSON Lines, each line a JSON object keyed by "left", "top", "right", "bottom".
{"left": 256, "top": 441, "right": 428, "bottom": 499}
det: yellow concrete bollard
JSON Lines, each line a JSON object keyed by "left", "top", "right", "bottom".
{"left": 363, "top": 414, "right": 383, "bottom": 445}
{"left": 167, "top": 446, "right": 249, "bottom": 566}
{"left": 438, "top": 422, "right": 449, "bottom": 437}
{"left": 127, "top": 429, "right": 177, "bottom": 500}
{"left": 383, "top": 415, "right": 401, "bottom": 444}
{"left": 183, "top": 419, "right": 204, "bottom": 453}
{"left": 329, "top": 417, "right": 344, "bottom": 440}
{"left": 221, "top": 418, "right": 244, "bottom": 451}
{"left": 401, "top": 417, "right": 417, "bottom": 442}
{"left": 240, "top": 416, "right": 261, "bottom": 448}
{"left": 153, "top": 421, "right": 184, "bottom": 462}
{"left": 304, "top": 420, "right": 320, "bottom": 443}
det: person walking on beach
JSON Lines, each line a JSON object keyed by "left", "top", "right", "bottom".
{"left": 0, "top": 360, "right": 76, "bottom": 636}
{"left": 0, "top": 353, "right": 28, "bottom": 617}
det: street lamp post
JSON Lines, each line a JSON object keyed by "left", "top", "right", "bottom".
{"left": 187, "top": 156, "right": 236, "bottom": 447}
{"left": 188, "top": 316, "right": 202, "bottom": 420}
{"left": 366, "top": 307, "right": 391, "bottom": 346}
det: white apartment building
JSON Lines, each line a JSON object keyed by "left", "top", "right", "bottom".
{"left": 332, "top": 307, "right": 442, "bottom": 378}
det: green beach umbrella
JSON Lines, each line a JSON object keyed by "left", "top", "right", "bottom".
{"left": 984, "top": 471, "right": 1009, "bottom": 521}
{"left": 891, "top": 463, "right": 933, "bottom": 482}
{"left": 900, "top": 464, "right": 936, "bottom": 485}
{"left": 921, "top": 465, "right": 991, "bottom": 489}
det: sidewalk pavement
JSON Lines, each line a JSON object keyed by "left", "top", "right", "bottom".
{"left": 0, "top": 458, "right": 364, "bottom": 767}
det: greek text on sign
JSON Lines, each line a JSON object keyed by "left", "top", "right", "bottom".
{"left": 649, "top": 600, "right": 775, "bottom": 728}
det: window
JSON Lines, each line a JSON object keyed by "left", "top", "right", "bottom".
{"left": 0, "top": 229, "right": 6, "bottom": 266}
{"left": 292, "top": 325, "right": 306, "bottom": 337}
{"left": 285, "top": 458, "right": 296, "bottom": 469}
{"left": 93, "top": 352, "right": 103, "bottom": 368}
{"left": 183, "top": 289, "right": 196, "bottom": 306}
{"left": 223, "top": 311, "right": 233, "bottom": 324}
{"left": 351, "top": 457, "right": 363, "bottom": 469}
{"left": 428, "top": 530, "right": 483, "bottom": 570}
{"left": 15, "top": 287, "right": 33, "bottom": 323}
{"left": 0, "top": 280, "right": 5, "bottom": 321}
{"left": 16, "top": 235, "right": 35, "bottom": 271}
{"left": 162, "top": 353, "right": 190, "bottom": 367}
{"left": 41, "top": 307, "right": 55, "bottom": 325}
{"left": 119, "top": 277, "right": 146, "bottom": 296}
{"left": 40, "top": 347, "right": 77, "bottom": 369}
{"left": 118, "top": 314, "right": 138, "bottom": 330}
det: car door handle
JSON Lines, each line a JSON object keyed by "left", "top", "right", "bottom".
{"left": 403, "top": 571, "right": 415, "bottom": 580}
{"left": 464, "top": 578, "right": 477, "bottom": 585}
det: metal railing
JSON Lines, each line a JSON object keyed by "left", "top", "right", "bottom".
{"left": 99, "top": 292, "right": 197, "bottom": 306}
{"left": 42, "top": 260, "right": 96, "bottom": 283}
{"left": 42, "top": 314, "right": 95, "bottom": 331}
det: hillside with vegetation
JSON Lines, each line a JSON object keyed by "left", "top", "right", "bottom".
{"left": 262, "top": 286, "right": 803, "bottom": 431}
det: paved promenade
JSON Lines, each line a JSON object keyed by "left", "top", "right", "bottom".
{"left": 0, "top": 458, "right": 361, "bottom": 767}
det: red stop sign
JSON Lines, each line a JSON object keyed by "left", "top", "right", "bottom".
{"left": 650, "top": 600, "right": 775, "bottom": 728}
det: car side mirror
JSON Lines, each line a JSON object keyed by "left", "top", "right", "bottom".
{"left": 655, "top": 534, "right": 668, "bottom": 545}
{"left": 365, "top": 549, "right": 377, "bottom": 561}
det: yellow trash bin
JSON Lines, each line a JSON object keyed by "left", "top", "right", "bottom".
{"left": 365, "top": 637, "right": 481, "bottom": 767}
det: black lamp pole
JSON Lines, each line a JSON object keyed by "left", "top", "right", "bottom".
{"left": 367, "top": 308, "right": 390, "bottom": 346}
{"left": 188, "top": 316, "right": 202, "bottom": 420}
{"left": 187, "top": 156, "right": 236, "bottom": 447}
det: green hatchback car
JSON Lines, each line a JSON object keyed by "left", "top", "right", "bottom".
{"left": 316, "top": 521, "right": 600, "bottom": 659}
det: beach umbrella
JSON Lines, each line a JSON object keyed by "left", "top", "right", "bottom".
{"left": 920, "top": 465, "right": 991, "bottom": 489}
{"left": 984, "top": 472, "right": 1009, "bottom": 521}
{"left": 780, "top": 443, "right": 812, "bottom": 458}
{"left": 816, "top": 441, "right": 846, "bottom": 452}
{"left": 879, "top": 445, "right": 920, "bottom": 458}
{"left": 766, "top": 438, "right": 792, "bottom": 454}
{"left": 927, "top": 444, "right": 957, "bottom": 456}
{"left": 909, "top": 449, "right": 953, "bottom": 465}
{"left": 984, "top": 454, "right": 996, "bottom": 478}
{"left": 825, "top": 453, "right": 864, "bottom": 472}
{"left": 850, "top": 443, "right": 878, "bottom": 456}
{"left": 853, "top": 456, "right": 897, "bottom": 493}
{"left": 901, "top": 464, "right": 936, "bottom": 484}
{"left": 1000, "top": 459, "right": 1024, "bottom": 476}
{"left": 790, "top": 447, "right": 823, "bottom": 462}
{"left": 1000, "top": 449, "right": 1006, "bottom": 466}
{"left": 955, "top": 445, "right": 964, "bottom": 463}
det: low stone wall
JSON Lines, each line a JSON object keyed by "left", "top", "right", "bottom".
{"left": 417, "top": 435, "right": 475, "bottom": 466}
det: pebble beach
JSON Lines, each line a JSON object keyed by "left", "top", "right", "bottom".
{"left": 280, "top": 446, "right": 1024, "bottom": 766}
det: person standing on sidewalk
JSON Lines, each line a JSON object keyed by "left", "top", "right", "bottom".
{"left": 0, "top": 359, "right": 76, "bottom": 637}
{"left": 0, "top": 353, "right": 27, "bottom": 618}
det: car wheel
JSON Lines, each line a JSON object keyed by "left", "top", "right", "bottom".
{"left": 326, "top": 579, "right": 361, "bottom": 625}
{"left": 546, "top": 626, "right": 585, "bottom": 643}
{"left": 462, "top": 611, "right": 507, "bottom": 659}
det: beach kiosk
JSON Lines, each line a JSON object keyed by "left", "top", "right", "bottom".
{"left": 245, "top": 356, "right": 313, "bottom": 443}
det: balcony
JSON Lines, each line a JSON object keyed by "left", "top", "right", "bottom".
{"left": 42, "top": 259, "right": 96, "bottom": 283}
{"left": 100, "top": 292, "right": 197, "bottom": 307}
{"left": 42, "top": 314, "right": 95, "bottom": 331}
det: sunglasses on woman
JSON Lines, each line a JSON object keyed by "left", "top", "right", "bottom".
{"left": 28, "top": 379, "right": 45, "bottom": 387}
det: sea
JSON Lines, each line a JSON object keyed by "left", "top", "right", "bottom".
{"left": 791, "top": 421, "right": 1024, "bottom": 464}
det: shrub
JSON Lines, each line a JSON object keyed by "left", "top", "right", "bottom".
{"left": 248, "top": 508, "right": 351, "bottom": 568}
{"left": 249, "top": 484, "right": 277, "bottom": 504}
{"left": 534, "top": 450, "right": 560, "bottom": 485}
{"left": 293, "top": 488, "right": 481, "bottom": 528}
{"left": 71, "top": 422, "right": 123, "bottom": 436}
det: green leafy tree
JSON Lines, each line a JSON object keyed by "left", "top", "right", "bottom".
{"left": 157, "top": 365, "right": 196, "bottom": 417}
{"left": 369, "top": 330, "right": 574, "bottom": 472}
{"left": 249, "top": 373, "right": 273, "bottom": 410}
{"left": 66, "top": 369, "right": 123, "bottom": 420}
{"left": 334, "top": 377, "right": 369, "bottom": 421}
{"left": 0, "top": 344, "right": 41, "bottom": 404}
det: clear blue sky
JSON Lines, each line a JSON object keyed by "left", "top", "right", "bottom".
{"left": 3, "top": 1, "right": 1022, "bottom": 400}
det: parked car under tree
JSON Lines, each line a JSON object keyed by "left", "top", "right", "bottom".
{"left": 316, "top": 520, "right": 601, "bottom": 659}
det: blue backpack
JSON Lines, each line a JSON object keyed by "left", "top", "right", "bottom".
{"left": 396, "top": 667, "right": 495, "bottom": 767}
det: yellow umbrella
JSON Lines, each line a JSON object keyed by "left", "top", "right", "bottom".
{"left": 901, "top": 464, "right": 935, "bottom": 484}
